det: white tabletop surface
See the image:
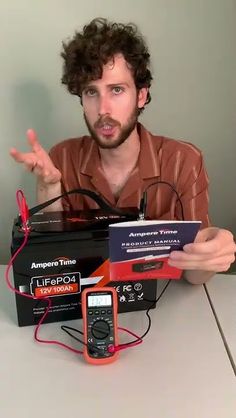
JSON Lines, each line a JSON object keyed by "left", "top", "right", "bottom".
{"left": 206, "top": 273, "right": 236, "bottom": 373}
{"left": 0, "top": 266, "right": 236, "bottom": 418}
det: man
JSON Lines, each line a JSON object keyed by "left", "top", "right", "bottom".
{"left": 10, "top": 18, "right": 236, "bottom": 284}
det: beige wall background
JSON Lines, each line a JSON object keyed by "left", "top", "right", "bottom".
{"left": 0, "top": 0, "right": 235, "bottom": 263}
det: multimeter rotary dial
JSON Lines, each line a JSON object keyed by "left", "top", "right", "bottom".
{"left": 91, "top": 320, "right": 110, "bottom": 339}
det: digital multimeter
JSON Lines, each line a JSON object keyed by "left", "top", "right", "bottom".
{"left": 82, "top": 287, "right": 119, "bottom": 364}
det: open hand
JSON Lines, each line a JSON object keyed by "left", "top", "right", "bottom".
{"left": 10, "top": 129, "right": 61, "bottom": 185}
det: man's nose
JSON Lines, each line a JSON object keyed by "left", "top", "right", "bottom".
{"left": 98, "top": 94, "right": 111, "bottom": 116}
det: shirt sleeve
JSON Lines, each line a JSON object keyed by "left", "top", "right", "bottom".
{"left": 176, "top": 151, "right": 210, "bottom": 228}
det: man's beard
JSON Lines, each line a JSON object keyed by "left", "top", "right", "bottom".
{"left": 83, "top": 107, "right": 139, "bottom": 149}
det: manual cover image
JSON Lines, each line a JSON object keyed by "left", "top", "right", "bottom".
{"left": 109, "top": 220, "right": 201, "bottom": 281}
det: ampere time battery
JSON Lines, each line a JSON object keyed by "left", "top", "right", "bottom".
{"left": 11, "top": 209, "right": 157, "bottom": 326}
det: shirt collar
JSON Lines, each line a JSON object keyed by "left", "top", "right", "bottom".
{"left": 137, "top": 123, "right": 161, "bottom": 179}
{"left": 80, "top": 137, "right": 100, "bottom": 176}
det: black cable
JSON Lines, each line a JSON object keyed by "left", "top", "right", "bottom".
{"left": 18, "top": 187, "right": 136, "bottom": 225}
{"left": 118, "top": 279, "right": 171, "bottom": 347}
{"left": 141, "top": 280, "right": 171, "bottom": 304}
{"left": 61, "top": 325, "right": 105, "bottom": 354}
{"left": 139, "top": 180, "right": 185, "bottom": 221}
{"left": 61, "top": 325, "right": 85, "bottom": 345}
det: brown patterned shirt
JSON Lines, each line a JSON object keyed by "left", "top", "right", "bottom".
{"left": 49, "top": 123, "right": 210, "bottom": 228}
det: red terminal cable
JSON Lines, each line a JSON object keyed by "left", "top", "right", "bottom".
{"left": 16, "top": 190, "right": 30, "bottom": 229}
{"left": 108, "top": 327, "right": 142, "bottom": 353}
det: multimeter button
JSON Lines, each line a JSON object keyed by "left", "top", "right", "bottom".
{"left": 94, "top": 310, "right": 100, "bottom": 315}
{"left": 88, "top": 310, "right": 93, "bottom": 315}
{"left": 101, "top": 310, "right": 106, "bottom": 315}
{"left": 107, "top": 309, "right": 112, "bottom": 314}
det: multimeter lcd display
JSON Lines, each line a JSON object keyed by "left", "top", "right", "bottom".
{"left": 88, "top": 294, "right": 112, "bottom": 307}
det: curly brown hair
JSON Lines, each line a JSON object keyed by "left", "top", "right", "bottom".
{"left": 61, "top": 18, "right": 153, "bottom": 111}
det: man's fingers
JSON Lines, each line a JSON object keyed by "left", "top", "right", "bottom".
{"left": 10, "top": 129, "right": 42, "bottom": 160}
{"left": 193, "top": 227, "right": 219, "bottom": 244}
{"left": 184, "top": 229, "right": 236, "bottom": 255}
{"left": 10, "top": 148, "right": 29, "bottom": 163}
{"left": 170, "top": 241, "right": 236, "bottom": 262}
{"left": 26, "top": 159, "right": 48, "bottom": 175}
{"left": 11, "top": 132, "right": 61, "bottom": 184}
{"left": 10, "top": 147, "right": 61, "bottom": 182}
{"left": 26, "top": 129, "right": 42, "bottom": 152}
{"left": 31, "top": 161, "right": 61, "bottom": 183}
{"left": 169, "top": 246, "right": 235, "bottom": 262}
{"left": 168, "top": 226, "right": 236, "bottom": 274}
{"left": 168, "top": 254, "right": 235, "bottom": 271}
{"left": 10, "top": 148, "right": 39, "bottom": 172}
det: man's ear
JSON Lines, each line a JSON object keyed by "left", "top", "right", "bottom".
{"left": 137, "top": 87, "right": 148, "bottom": 109}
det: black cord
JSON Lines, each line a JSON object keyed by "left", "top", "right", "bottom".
{"left": 61, "top": 325, "right": 106, "bottom": 354}
{"left": 18, "top": 187, "right": 136, "bottom": 225}
{"left": 118, "top": 279, "right": 171, "bottom": 347}
{"left": 139, "top": 180, "right": 185, "bottom": 221}
{"left": 61, "top": 325, "right": 85, "bottom": 345}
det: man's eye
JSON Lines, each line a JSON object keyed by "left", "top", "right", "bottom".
{"left": 85, "top": 89, "right": 97, "bottom": 96}
{"left": 112, "top": 86, "right": 123, "bottom": 94}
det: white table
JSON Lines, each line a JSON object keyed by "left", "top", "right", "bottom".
{"left": 0, "top": 266, "right": 236, "bottom": 418}
{"left": 206, "top": 274, "right": 236, "bottom": 374}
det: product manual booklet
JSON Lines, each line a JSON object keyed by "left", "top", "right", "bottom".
{"left": 109, "top": 220, "right": 201, "bottom": 281}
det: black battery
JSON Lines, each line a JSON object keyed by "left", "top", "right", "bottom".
{"left": 11, "top": 209, "right": 157, "bottom": 326}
